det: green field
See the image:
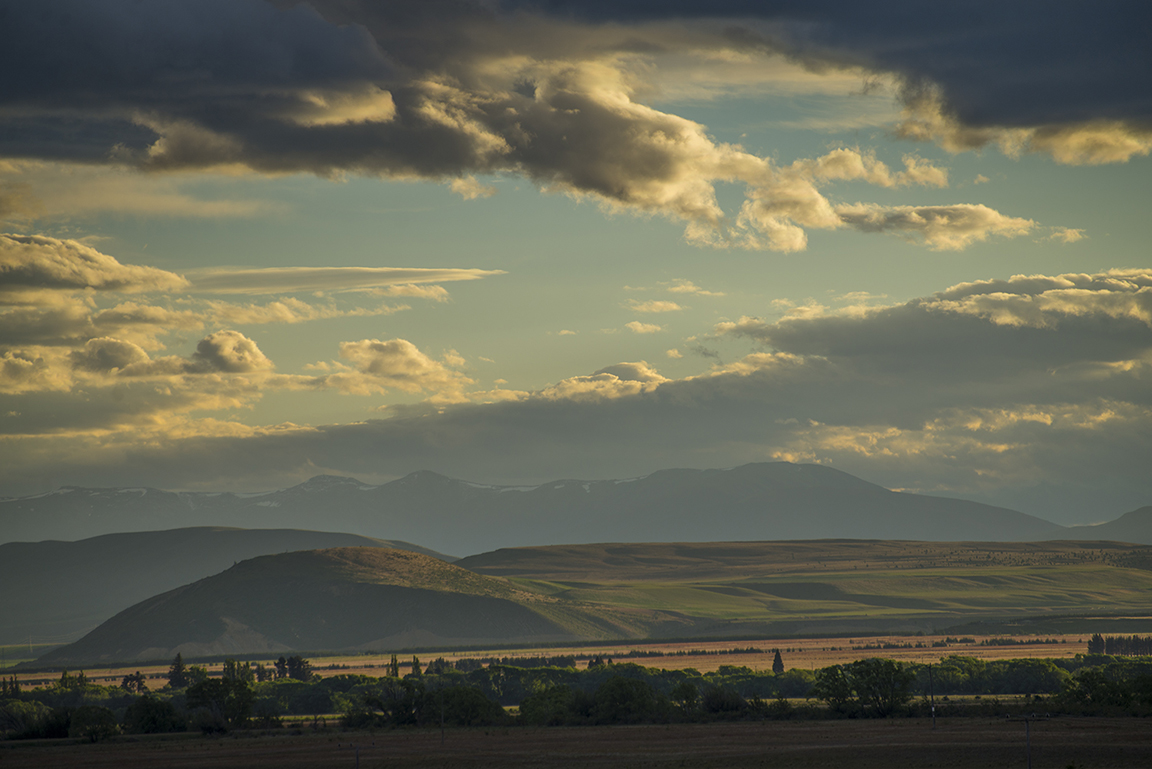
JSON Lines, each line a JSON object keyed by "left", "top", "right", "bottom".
{"left": 460, "top": 540, "right": 1152, "bottom": 636}
{"left": 0, "top": 644, "right": 64, "bottom": 670}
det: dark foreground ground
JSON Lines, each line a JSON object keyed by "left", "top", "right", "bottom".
{"left": 2, "top": 718, "right": 1149, "bottom": 768}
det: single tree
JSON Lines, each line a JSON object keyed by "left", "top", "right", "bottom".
{"left": 167, "top": 653, "right": 189, "bottom": 688}
{"left": 286, "top": 655, "right": 312, "bottom": 681}
{"left": 187, "top": 677, "right": 254, "bottom": 731}
{"left": 772, "top": 649, "right": 785, "bottom": 675}
{"left": 120, "top": 671, "right": 148, "bottom": 693}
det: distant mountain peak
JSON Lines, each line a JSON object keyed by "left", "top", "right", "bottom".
{"left": 393, "top": 470, "right": 457, "bottom": 485}
{"left": 298, "top": 474, "right": 372, "bottom": 488}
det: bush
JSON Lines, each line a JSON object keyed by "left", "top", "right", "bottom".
{"left": 592, "top": 677, "right": 667, "bottom": 725}
{"left": 0, "top": 700, "right": 53, "bottom": 738}
{"left": 427, "top": 686, "right": 507, "bottom": 727}
{"left": 520, "top": 685, "right": 582, "bottom": 726}
{"left": 701, "top": 684, "right": 746, "bottom": 715}
{"left": 124, "top": 696, "right": 186, "bottom": 734}
{"left": 69, "top": 706, "right": 120, "bottom": 742}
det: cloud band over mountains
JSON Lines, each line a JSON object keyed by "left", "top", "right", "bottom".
{"left": 2, "top": 240, "right": 1150, "bottom": 520}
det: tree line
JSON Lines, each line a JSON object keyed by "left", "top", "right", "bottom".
{"left": 3, "top": 650, "right": 1152, "bottom": 741}
{"left": 1088, "top": 634, "right": 1152, "bottom": 656}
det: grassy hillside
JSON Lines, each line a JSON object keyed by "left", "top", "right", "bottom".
{"left": 459, "top": 540, "right": 1152, "bottom": 635}
{"left": 40, "top": 539, "right": 1152, "bottom": 665}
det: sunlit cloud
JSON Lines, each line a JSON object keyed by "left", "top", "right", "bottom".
{"left": 450, "top": 176, "right": 498, "bottom": 200}
{"left": 206, "top": 298, "right": 408, "bottom": 325}
{"left": 626, "top": 299, "right": 683, "bottom": 313}
{"left": 186, "top": 266, "right": 504, "bottom": 294}
{"left": 0, "top": 5, "right": 1074, "bottom": 253}
{"left": 663, "top": 279, "right": 724, "bottom": 297}
{"left": 0, "top": 233, "right": 188, "bottom": 302}
{"left": 322, "top": 338, "right": 475, "bottom": 398}
{"left": 833, "top": 203, "right": 1035, "bottom": 250}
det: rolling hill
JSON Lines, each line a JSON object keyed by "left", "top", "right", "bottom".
{"left": 1065, "top": 506, "right": 1152, "bottom": 544}
{"left": 39, "top": 539, "right": 1152, "bottom": 665}
{"left": 0, "top": 527, "right": 450, "bottom": 645}
{"left": 2, "top": 462, "right": 1120, "bottom": 556}
{"left": 36, "top": 547, "right": 651, "bottom": 665}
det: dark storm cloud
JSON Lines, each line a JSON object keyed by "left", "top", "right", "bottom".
{"left": 0, "top": 0, "right": 1139, "bottom": 241}
{"left": 0, "top": 1, "right": 390, "bottom": 105}
{"left": 511, "top": 0, "right": 1152, "bottom": 128}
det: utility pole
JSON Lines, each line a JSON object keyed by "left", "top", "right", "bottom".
{"left": 1008, "top": 713, "right": 1045, "bottom": 769}
{"left": 927, "top": 664, "right": 935, "bottom": 730}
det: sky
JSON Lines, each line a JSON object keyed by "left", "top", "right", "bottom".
{"left": 1, "top": 0, "right": 1150, "bottom": 526}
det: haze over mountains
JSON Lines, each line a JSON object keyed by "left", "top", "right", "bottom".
{"left": 5, "top": 463, "right": 1146, "bottom": 556}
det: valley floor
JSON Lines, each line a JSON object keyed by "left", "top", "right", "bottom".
{"left": 2, "top": 718, "right": 1148, "bottom": 768}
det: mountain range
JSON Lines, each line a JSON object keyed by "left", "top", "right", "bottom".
{"left": 4, "top": 462, "right": 1148, "bottom": 556}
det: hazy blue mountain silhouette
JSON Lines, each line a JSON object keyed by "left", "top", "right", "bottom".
{"left": 3, "top": 462, "right": 1145, "bottom": 557}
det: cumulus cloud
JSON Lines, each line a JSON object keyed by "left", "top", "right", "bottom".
{"left": 323, "top": 338, "right": 474, "bottom": 397}
{"left": 2, "top": 328, "right": 278, "bottom": 400}
{"left": 68, "top": 337, "right": 152, "bottom": 373}
{"left": 189, "top": 330, "right": 274, "bottom": 373}
{"left": 1048, "top": 227, "right": 1086, "bottom": 244}
{"left": 627, "top": 299, "right": 682, "bottom": 313}
{"left": 625, "top": 321, "right": 662, "bottom": 334}
{"left": 796, "top": 149, "right": 949, "bottom": 188}
{"left": 664, "top": 279, "right": 724, "bottom": 297}
{"left": 0, "top": 234, "right": 188, "bottom": 302}
{"left": 536, "top": 361, "right": 666, "bottom": 402}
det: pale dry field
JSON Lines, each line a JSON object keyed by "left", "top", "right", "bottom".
{"left": 11, "top": 633, "right": 1092, "bottom": 689}
{"left": 315, "top": 633, "right": 1090, "bottom": 677}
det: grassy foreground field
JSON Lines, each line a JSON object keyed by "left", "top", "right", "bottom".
{"left": 2, "top": 719, "right": 1149, "bottom": 768}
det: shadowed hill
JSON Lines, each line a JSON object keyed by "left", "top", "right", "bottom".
{"left": 1065, "top": 507, "right": 1152, "bottom": 544}
{"left": 36, "top": 548, "right": 590, "bottom": 665}
{"left": 0, "top": 527, "right": 451, "bottom": 646}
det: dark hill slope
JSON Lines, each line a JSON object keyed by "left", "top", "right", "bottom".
{"left": 0, "top": 528, "right": 450, "bottom": 645}
{"left": 1064, "top": 507, "right": 1152, "bottom": 544}
{"left": 0, "top": 463, "right": 1076, "bottom": 555}
{"left": 37, "top": 548, "right": 583, "bottom": 665}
